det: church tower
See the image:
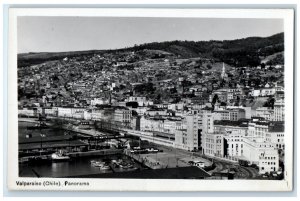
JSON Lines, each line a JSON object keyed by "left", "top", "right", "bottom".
{"left": 221, "top": 62, "right": 226, "bottom": 79}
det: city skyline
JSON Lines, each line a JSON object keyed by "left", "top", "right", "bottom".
{"left": 18, "top": 17, "right": 283, "bottom": 53}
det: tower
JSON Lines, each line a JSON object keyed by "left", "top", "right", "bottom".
{"left": 221, "top": 62, "right": 226, "bottom": 79}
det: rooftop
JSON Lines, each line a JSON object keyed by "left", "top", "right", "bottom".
{"left": 214, "top": 119, "right": 249, "bottom": 127}
{"left": 269, "top": 122, "right": 284, "bottom": 132}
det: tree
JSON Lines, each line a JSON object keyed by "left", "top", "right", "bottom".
{"left": 126, "top": 102, "right": 139, "bottom": 108}
{"left": 212, "top": 94, "right": 219, "bottom": 105}
{"left": 170, "top": 87, "right": 177, "bottom": 94}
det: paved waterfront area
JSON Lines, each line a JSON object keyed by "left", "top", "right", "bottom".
{"left": 132, "top": 145, "right": 212, "bottom": 169}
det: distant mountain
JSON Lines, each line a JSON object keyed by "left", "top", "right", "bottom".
{"left": 18, "top": 32, "right": 284, "bottom": 68}
{"left": 18, "top": 50, "right": 104, "bottom": 68}
{"left": 122, "top": 32, "right": 284, "bottom": 66}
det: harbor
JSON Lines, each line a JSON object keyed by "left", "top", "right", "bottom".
{"left": 18, "top": 118, "right": 213, "bottom": 179}
{"left": 18, "top": 117, "right": 263, "bottom": 180}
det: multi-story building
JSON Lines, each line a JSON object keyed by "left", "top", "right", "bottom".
{"left": 57, "top": 107, "right": 85, "bottom": 119}
{"left": 214, "top": 121, "right": 248, "bottom": 157}
{"left": 243, "top": 137, "right": 279, "bottom": 174}
{"left": 202, "top": 109, "right": 217, "bottom": 156}
{"left": 255, "top": 107, "right": 274, "bottom": 121}
{"left": 228, "top": 108, "right": 246, "bottom": 121}
{"left": 174, "top": 115, "right": 198, "bottom": 151}
{"left": 114, "top": 108, "right": 132, "bottom": 128}
{"left": 126, "top": 96, "right": 153, "bottom": 107}
{"left": 274, "top": 98, "right": 285, "bottom": 121}
{"left": 248, "top": 119, "right": 269, "bottom": 139}
{"left": 140, "top": 116, "right": 163, "bottom": 132}
{"left": 266, "top": 122, "right": 285, "bottom": 150}
{"left": 18, "top": 108, "right": 38, "bottom": 117}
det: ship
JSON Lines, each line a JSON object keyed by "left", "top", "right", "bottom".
{"left": 51, "top": 150, "right": 70, "bottom": 162}
{"left": 27, "top": 155, "right": 51, "bottom": 165}
{"left": 27, "top": 122, "right": 49, "bottom": 130}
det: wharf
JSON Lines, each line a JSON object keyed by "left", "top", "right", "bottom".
{"left": 20, "top": 149, "right": 123, "bottom": 161}
{"left": 68, "top": 149, "right": 123, "bottom": 158}
{"left": 123, "top": 149, "right": 162, "bottom": 169}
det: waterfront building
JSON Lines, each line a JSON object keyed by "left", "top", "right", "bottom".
{"left": 174, "top": 115, "right": 198, "bottom": 151}
{"left": 18, "top": 108, "right": 38, "bottom": 117}
{"left": 57, "top": 107, "right": 85, "bottom": 119}
{"left": 114, "top": 108, "right": 132, "bottom": 128}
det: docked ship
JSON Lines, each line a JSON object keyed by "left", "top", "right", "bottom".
{"left": 27, "top": 122, "right": 49, "bottom": 130}
{"left": 51, "top": 150, "right": 70, "bottom": 162}
{"left": 26, "top": 155, "right": 51, "bottom": 165}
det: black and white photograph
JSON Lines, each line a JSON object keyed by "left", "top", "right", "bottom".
{"left": 6, "top": 8, "right": 294, "bottom": 191}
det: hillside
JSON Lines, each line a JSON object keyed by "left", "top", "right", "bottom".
{"left": 18, "top": 50, "right": 104, "bottom": 68}
{"left": 18, "top": 32, "right": 284, "bottom": 68}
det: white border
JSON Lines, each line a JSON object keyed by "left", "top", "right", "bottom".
{"left": 7, "top": 8, "right": 294, "bottom": 191}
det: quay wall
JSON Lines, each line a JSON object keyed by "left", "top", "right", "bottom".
{"left": 68, "top": 149, "right": 123, "bottom": 158}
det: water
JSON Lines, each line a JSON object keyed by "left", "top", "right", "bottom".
{"left": 19, "top": 155, "right": 142, "bottom": 178}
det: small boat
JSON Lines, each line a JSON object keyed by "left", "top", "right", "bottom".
{"left": 93, "top": 162, "right": 106, "bottom": 167}
{"left": 51, "top": 151, "right": 70, "bottom": 162}
{"left": 119, "top": 161, "right": 134, "bottom": 169}
{"left": 99, "top": 165, "right": 110, "bottom": 170}
{"left": 91, "top": 160, "right": 106, "bottom": 167}
{"left": 127, "top": 163, "right": 134, "bottom": 169}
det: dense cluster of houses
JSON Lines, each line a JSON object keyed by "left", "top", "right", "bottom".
{"left": 18, "top": 50, "right": 285, "bottom": 174}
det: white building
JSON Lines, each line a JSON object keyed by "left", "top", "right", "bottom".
{"left": 255, "top": 107, "right": 274, "bottom": 121}
{"left": 57, "top": 107, "right": 85, "bottom": 119}
{"left": 266, "top": 122, "right": 285, "bottom": 150}
{"left": 251, "top": 88, "right": 276, "bottom": 97}
{"left": 18, "top": 108, "right": 38, "bottom": 117}
{"left": 274, "top": 98, "right": 285, "bottom": 121}
{"left": 201, "top": 110, "right": 216, "bottom": 156}
{"left": 175, "top": 115, "right": 198, "bottom": 151}
{"left": 91, "top": 98, "right": 106, "bottom": 106}
{"left": 114, "top": 109, "right": 132, "bottom": 128}
{"left": 126, "top": 96, "right": 153, "bottom": 107}
{"left": 214, "top": 123, "right": 248, "bottom": 157}
{"left": 243, "top": 137, "right": 279, "bottom": 174}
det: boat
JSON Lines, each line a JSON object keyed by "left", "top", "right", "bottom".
{"left": 118, "top": 161, "right": 135, "bottom": 169}
{"left": 51, "top": 150, "right": 70, "bottom": 162}
{"left": 28, "top": 155, "right": 51, "bottom": 164}
{"left": 90, "top": 160, "right": 97, "bottom": 165}
{"left": 93, "top": 161, "right": 106, "bottom": 167}
{"left": 90, "top": 160, "right": 106, "bottom": 167}
{"left": 99, "top": 165, "right": 110, "bottom": 170}
{"left": 27, "top": 122, "right": 49, "bottom": 130}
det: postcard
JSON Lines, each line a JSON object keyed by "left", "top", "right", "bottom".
{"left": 7, "top": 7, "right": 294, "bottom": 191}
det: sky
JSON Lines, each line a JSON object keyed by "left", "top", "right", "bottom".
{"left": 17, "top": 17, "right": 284, "bottom": 53}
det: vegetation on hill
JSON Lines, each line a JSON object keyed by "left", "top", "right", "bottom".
{"left": 18, "top": 32, "right": 284, "bottom": 68}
